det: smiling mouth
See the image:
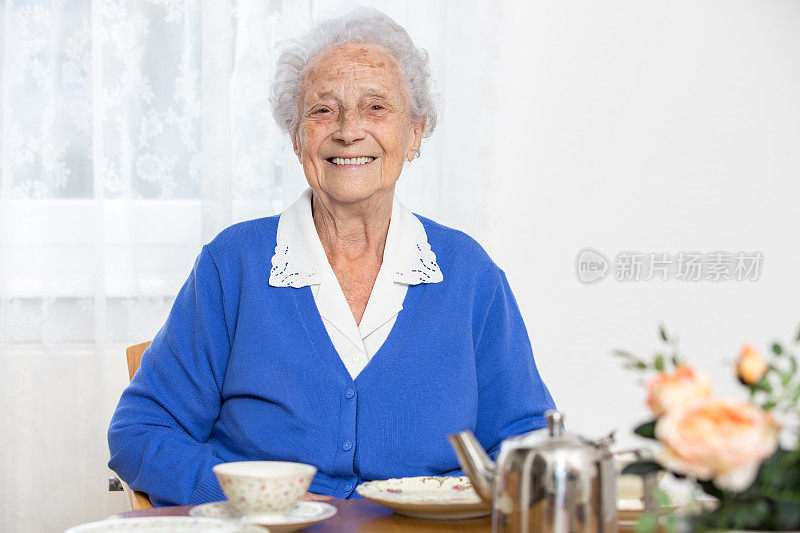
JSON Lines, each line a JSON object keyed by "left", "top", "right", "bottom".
{"left": 327, "top": 156, "right": 376, "bottom": 166}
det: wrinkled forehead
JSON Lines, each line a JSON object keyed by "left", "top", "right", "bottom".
{"left": 300, "top": 43, "right": 406, "bottom": 106}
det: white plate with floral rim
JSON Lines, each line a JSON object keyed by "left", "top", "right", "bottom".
{"left": 65, "top": 517, "right": 267, "bottom": 532}
{"left": 355, "top": 476, "right": 491, "bottom": 520}
{"left": 189, "top": 500, "right": 336, "bottom": 532}
{"left": 616, "top": 496, "right": 716, "bottom": 527}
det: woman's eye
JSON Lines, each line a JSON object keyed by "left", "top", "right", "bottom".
{"left": 313, "top": 108, "right": 330, "bottom": 115}
{"left": 370, "top": 105, "right": 384, "bottom": 111}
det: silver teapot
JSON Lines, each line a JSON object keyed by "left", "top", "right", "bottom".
{"left": 449, "top": 410, "right": 655, "bottom": 533}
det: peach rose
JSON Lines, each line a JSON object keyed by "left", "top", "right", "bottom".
{"left": 646, "top": 366, "right": 712, "bottom": 416}
{"left": 655, "top": 397, "right": 779, "bottom": 492}
{"left": 736, "top": 344, "right": 768, "bottom": 385}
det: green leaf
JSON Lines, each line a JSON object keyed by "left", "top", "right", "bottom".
{"left": 635, "top": 512, "right": 659, "bottom": 533}
{"left": 662, "top": 514, "right": 679, "bottom": 533}
{"left": 654, "top": 354, "right": 665, "bottom": 372}
{"left": 796, "top": 323, "right": 800, "bottom": 344}
{"left": 729, "top": 499, "right": 769, "bottom": 530}
{"left": 773, "top": 342, "right": 784, "bottom": 355}
{"left": 659, "top": 325, "right": 669, "bottom": 342}
{"left": 791, "top": 384, "right": 800, "bottom": 403}
{"left": 711, "top": 502, "right": 735, "bottom": 529}
{"left": 613, "top": 349, "right": 637, "bottom": 360}
{"left": 751, "top": 376, "right": 773, "bottom": 393}
{"left": 633, "top": 421, "right": 657, "bottom": 439}
{"left": 655, "top": 488, "right": 672, "bottom": 508}
{"left": 774, "top": 500, "right": 800, "bottom": 530}
{"left": 670, "top": 354, "right": 681, "bottom": 367}
{"left": 787, "top": 355, "right": 798, "bottom": 379}
{"left": 762, "top": 400, "right": 777, "bottom": 410}
{"left": 621, "top": 460, "right": 664, "bottom": 477}
{"left": 782, "top": 365, "right": 795, "bottom": 387}
{"left": 697, "top": 479, "right": 725, "bottom": 500}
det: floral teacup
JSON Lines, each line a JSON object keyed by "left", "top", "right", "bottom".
{"left": 213, "top": 461, "right": 317, "bottom": 518}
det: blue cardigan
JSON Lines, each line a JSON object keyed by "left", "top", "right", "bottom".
{"left": 107, "top": 214, "right": 555, "bottom": 506}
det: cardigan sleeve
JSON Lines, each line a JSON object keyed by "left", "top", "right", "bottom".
{"left": 472, "top": 269, "right": 556, "bottom": 459}
{"left": 108, "top": 246, "right": 231, "bottom": 506}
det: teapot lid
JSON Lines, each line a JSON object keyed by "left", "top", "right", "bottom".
{"left": 508, "top": 410, "right": 610, "bottom": 459}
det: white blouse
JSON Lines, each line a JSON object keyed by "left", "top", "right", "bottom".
{"left": 268, "top": 189, "right": 443, "bottom": 379}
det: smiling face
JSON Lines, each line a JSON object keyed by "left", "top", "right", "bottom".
{"left": 293, "top": 43, "right": 425, "bottom": 206}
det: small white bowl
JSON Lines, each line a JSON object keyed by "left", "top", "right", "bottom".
{"left": 213, "top": 461, "right": 317, "bottom": 518}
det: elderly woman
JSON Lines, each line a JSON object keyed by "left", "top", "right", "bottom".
{"left": 108, "top": 8, "right": 555, "bottom": 506}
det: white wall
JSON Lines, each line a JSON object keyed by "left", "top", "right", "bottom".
{"left": 433, "top": 0, "right": 800, "bottom": 446}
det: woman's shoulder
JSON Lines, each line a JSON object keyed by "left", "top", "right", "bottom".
{"left": 203, "top": 215, "right": 280, "bottom": 262}
{"left": 414, "top": 214, "right": 501, "bottom": 286}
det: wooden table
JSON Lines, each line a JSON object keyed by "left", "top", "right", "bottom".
{"left": 117, "top": 499, "right": 492, "bottom": 532}
{"left": 117, "top": 501, "right": 648, "bottom": 532}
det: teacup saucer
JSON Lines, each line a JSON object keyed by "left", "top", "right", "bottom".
{"left": 190, "top": 501, "right": 337, "bottom": 532}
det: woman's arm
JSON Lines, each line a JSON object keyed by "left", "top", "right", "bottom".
{"left": 108, "top": 246, "right": 232, "bottom": 506}
{"left": 473, "top": 269, "right": 556, "bottom": 458}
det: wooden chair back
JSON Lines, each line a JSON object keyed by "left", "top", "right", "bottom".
{"left": 119, "top": 341, "right": 155, "bottom": 510}
{"left": 126, "top": 341, "right": 151, "bottom": 380}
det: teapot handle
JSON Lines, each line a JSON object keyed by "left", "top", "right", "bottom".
{"left": 612, "top": 449, "right": 658, "bottom": 514}
{"left": 642, "top": 469, "right": 657, "bottom": 514}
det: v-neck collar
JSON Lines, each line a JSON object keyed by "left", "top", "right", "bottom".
{"left": 291, "top": 279, "right": 429, "bottom": 388}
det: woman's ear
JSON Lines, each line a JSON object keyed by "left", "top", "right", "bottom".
{"left": 406, "top": 117, "right": 426, "bottom": 162}
{"left": 292, "top": 132, "right": 302, "bottom": 161}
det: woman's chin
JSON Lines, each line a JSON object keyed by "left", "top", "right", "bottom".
{"left": 313, "top": 180, "right": 396, "bottom": 206}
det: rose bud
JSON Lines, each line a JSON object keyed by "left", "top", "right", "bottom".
{"left": 736, "top": 344, "right": 768, "bottom": 386}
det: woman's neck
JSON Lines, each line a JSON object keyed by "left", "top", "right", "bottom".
{"left": 311, "top": 189, "right": 394, "bottom": 264}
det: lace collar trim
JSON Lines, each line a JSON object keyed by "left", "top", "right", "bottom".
{"left": 269, "top": 189, "right": 443, "bottom": 288}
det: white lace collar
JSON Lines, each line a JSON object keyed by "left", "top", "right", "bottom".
{"left": 269, "top": 189, "right": 443, "bottom": 288}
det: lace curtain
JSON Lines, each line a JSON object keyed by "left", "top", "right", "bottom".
{"left": 0, "top": 1, "right": 501, "bottom": 531}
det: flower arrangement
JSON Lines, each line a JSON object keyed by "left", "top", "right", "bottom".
{"left": 616, "top": 325, "right": 800, "bottom": 531}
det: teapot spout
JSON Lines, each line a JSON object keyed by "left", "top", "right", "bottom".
{"left": 448, "top": 431, "right": 495, "bottom": 503}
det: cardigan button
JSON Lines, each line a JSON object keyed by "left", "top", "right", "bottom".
{"left": 345, "top": 388, "right": 355, "bottom": 399}
{"left": 343, "top": 440, "right": 352, "bottom": 451}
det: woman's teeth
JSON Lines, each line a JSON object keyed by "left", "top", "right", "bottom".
{"left": 330, "top": 157, "right": 375, "bottom": 165}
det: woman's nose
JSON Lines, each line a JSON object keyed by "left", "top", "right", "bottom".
{"left": 332, "top": 110, "right": 366, "bottom": 143}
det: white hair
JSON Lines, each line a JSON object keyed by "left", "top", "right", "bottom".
{"left": 269, "top": 7, "right": 438, "bottom": 140}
